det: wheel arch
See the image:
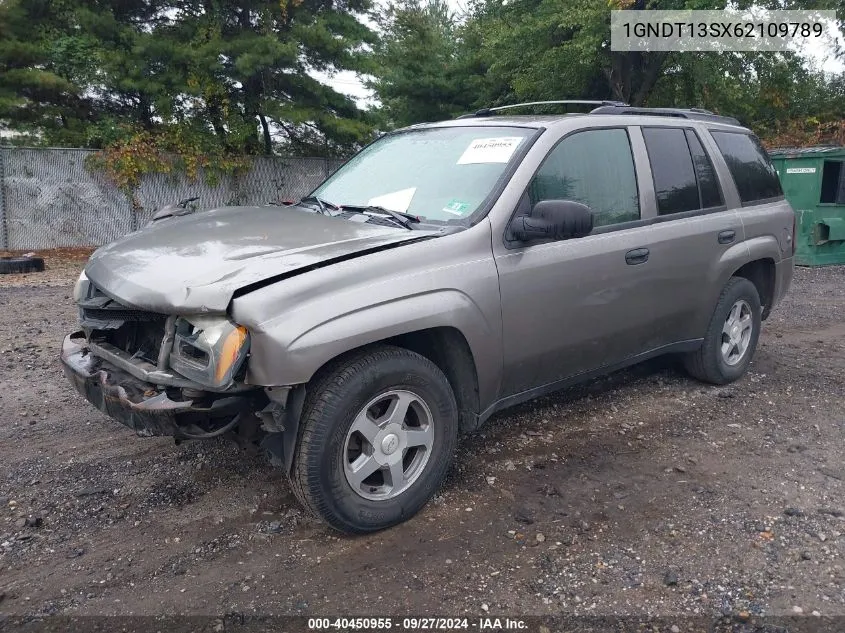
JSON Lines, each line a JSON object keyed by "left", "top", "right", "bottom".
{"left": 272, "top": 327, "right": 481, "bottom": 476}
{"left": 731, "top": 258, "right": 776, "bottom": 320}
{"left": 306, "top": 327, "right": 481, "bottom": 433}
{"left": 383, "top": 327, "right": 481, "bottom": 433}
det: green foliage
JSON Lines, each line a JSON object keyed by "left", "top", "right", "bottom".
{"left": 368, "top": 0, "right": 481, "bottom": 126}
{"left": 0, "top": 0, "right": 377, "bottom": 168}
{"left": 85, "top": 127, "right": 250, "bottom": 191}
{"left": 369, "top": 0, "right": 845, "bottom": 136}
{"left": 2, "top": 0, "right": 844, "bottom": 169}
{"left": 0, "top": 0, "right": 83, "bottom": 143}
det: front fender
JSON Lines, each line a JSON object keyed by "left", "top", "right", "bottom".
{"left": 230, "top": 223, "right": 504, "bottom": 409}
{"left": 249, "top": 289, "right": 494, "bottom": 387}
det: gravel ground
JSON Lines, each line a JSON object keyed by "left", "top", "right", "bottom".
{"left": 0, "top": 257, "right": 844, "bottom": 622}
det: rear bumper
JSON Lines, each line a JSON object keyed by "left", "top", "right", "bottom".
{"left": 61, "top": 332, "right": 255, "bottom": 437}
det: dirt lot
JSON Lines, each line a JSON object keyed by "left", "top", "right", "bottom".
{"left": 1, "top": 253, "right": 844, "bottom": 622}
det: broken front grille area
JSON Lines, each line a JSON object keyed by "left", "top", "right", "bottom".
{"left": 74, "top": 283, "right": 252, "bottom": 394}
{"left": 78, "top": 284, "right": 168, "bottom": 367}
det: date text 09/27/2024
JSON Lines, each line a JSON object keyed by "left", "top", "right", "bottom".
{"left": 307, "top": 618, "right": 528, "bottom": 631}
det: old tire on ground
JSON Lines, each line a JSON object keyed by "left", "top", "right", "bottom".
{"left": 290, "top": 345, "right": 458, "bottom": 534}
{"left": 683, "top": 276, "right": 762, "bottom": 385}
{"left": 0, "top": 257, "right": 45, "bottom": 274}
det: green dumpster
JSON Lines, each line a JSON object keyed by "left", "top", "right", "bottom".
{"left": 769, "top": 145, "right": 845, "bottom": 266}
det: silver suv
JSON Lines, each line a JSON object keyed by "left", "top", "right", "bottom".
{"left": 62, "top": 102, "right": 795, "bottom": 533}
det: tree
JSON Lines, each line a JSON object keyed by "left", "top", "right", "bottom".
{"left": 0, "top": 0, "right": 84, "bottom": 144}
{"left": 0, "top": 0, "right": 378, "bottom": 156}
{"left": 369, "top": 0, "right": 484, "bottom": 126}
{"left": 370, "top": 0, "right": 845, "bottom": 133}
{"left": 159, "top": 0, "right": 376, "bottom": 155}
{"left": 3, "top": 0, "right": 844, "bottom": 155}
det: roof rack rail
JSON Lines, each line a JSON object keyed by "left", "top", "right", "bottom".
{"left": 456, "top": 100, "right": 629, "bottom": 119}
{"left": 589, "top": 105, "right": 741, "bottom": 126}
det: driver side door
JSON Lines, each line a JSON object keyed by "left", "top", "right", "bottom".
{"left": 495, "top": 126, "right": 665, "bottom": 397}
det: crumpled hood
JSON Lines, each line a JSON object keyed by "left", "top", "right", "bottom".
{"left": 85, "top": 205, "right": 431, "bottom": 313}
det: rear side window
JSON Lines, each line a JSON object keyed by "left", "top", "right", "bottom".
{"left": 710, "top": 131, "right": 783, "bottom": 203}
{"left": 642, "top": 128, "right": 699, "bottom": 215}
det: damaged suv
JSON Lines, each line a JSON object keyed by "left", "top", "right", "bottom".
{"left": 62, "top": 102, "right": 795, "bottom": 533}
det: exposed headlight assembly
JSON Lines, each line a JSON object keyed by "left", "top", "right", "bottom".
{"left": 73, "top": 269, "right": 91, "bottom": 302}
{"left": 169, "top": 316, "right": 250, "bottom": 389}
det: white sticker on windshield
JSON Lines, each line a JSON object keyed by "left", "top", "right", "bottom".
{"left": 457, "top": 137, "right": 523, "bottom": 165}
{"left": 367, "top": 187, "right": 416, "bottom": 213}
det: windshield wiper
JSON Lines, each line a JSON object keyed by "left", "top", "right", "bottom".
{"left": 298, "top": 196, "right": 341, "bottom": 215}
{"left": 340, "top": 205, "right": 420, "bottom": 229}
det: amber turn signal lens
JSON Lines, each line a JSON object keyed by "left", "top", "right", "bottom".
{"left": 215, "top": 325, "right": 248, "bottom": 383}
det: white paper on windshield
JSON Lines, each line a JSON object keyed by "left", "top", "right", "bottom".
{"left": 457, "top": 137, "right": 523, "bottom": 165}
{"left": 367, "top": 187, "right": 416, "bottom": 213}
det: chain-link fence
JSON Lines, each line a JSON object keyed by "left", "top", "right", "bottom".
{"left": 0, "top": 147, "right": 345, "bottom": 250}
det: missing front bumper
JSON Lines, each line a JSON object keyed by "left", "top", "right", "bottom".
{"left": 61, "top": 332, "right": 256, "bottom": 438}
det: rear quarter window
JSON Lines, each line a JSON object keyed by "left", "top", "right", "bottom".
{"left": 710, "top": 131, "right": 783, "bottom": 204}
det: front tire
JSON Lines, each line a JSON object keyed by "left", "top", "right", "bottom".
{"left": 289, "top": 345, "right": 458, "bottom": 534}
{"left": 683, "top": 277, "right": 762, "bottom": 385}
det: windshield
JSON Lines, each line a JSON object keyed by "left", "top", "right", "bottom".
{"left": 310, "top": 126, "right": 534, "bottom": 223}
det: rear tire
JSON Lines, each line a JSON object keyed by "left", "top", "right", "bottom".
{"left": 683, "top": 277, "right": 761, "bottom": 385}
{"left": 289, "top": 345, "right": 458, "bottom": 534}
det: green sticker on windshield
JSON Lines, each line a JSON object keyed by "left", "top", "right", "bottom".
{"left": 442, "top": 199, "right": 470, "bottom": 216}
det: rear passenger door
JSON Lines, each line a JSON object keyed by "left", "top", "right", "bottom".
{"left": 634, "top": 125, "right": 745, "bottom": 344}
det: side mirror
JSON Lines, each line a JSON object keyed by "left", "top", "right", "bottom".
{"left": 510, "top": 200, "right": 594, "bottom": 242}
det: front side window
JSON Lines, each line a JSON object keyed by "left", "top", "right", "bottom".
{"left": 711, "top": 131, "right": 783, "bottom": 203}
{"left": 311, "top": 126, "right": 534, "bottom": 223}
{"left": 528, "top": 128, "right": 640, "bottom": 228}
